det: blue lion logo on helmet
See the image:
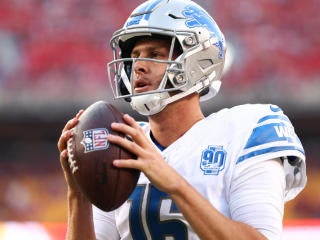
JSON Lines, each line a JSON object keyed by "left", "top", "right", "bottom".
{"left": 183, "top": 5, "right": 225, "bottom": 59}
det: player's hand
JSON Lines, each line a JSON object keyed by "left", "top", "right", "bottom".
{"left": 57, "top": 110, "right": 85, "bottom": 195}
{"left": 107, "top": 114, "right": 184, "bottom": 194}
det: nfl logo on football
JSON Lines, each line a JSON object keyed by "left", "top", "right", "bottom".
{"left": 81, "top": 128, "right": 109, "bottom": 153}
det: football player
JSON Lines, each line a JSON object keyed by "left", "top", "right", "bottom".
{"left": 58, "top": 0, "right": 307, "bottom": 239}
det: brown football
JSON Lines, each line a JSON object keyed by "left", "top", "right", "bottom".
{"left": 67, "top": 101, "right": 140, "bottom": 211}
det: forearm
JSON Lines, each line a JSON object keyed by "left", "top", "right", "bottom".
{"left": 66, "top": 192, "right": 96, "bottom": 240}
{"left": 169, "top": 179, "right": 267, "bottom": 240}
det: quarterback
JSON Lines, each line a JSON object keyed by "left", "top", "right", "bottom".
{"left": 57, "top": 0, "right": 307, "bottom": 239}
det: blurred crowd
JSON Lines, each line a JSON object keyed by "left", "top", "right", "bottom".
{"left": 216, "top": 0, "right": 320, "bottom": 89}
{"left": 0, "top": 0, "right": 319, "bottom": 221}
{"left": 0, "top": 0, "right": 319, "bottom": 100}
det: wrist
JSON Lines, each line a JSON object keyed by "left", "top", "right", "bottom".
{"left": 68, "top": 189, "right": 89, "bottom": 204}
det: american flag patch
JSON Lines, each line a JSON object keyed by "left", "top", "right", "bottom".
{"left": 81, "top": 128, "right": 109, "bottom": 153}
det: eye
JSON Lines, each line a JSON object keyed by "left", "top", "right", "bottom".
{"left": 131, "top": 52, "right": 139, "bottom": 58}
{"left": 150, "top": 51, "right": 161, "bottom": 59}
{"left": 130, "top": 49, "right": 140, "bottom": 58}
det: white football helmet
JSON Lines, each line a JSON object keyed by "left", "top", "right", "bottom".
{"left": 107, "top": 0, "right": 226, "bottom": 116}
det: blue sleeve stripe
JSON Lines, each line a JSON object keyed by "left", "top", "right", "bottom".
{"left": 244, "top": 122, "right": 301, "bottom": 149}
{"left": 236, "top": 145, "right": 305, "bottom": 164}
{"left": 257, "top": 114, "right": 291, "bottom": 124}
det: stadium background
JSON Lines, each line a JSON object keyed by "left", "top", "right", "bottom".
{"left": 0, "top": 0, "right": 319, "bottom": 238}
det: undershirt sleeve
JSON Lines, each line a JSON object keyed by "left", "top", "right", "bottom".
{"left": 229, "top": 158, "right": 286, "bottom": 239}
{"left": 92, "top": 205, "right": 120, "bottom": 240}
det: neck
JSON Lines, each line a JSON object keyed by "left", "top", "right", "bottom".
{"left": 148, "top": 93, "right": 204, "bottom": 147}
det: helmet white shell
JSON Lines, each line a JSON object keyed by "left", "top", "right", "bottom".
{"left": 107, "top": 0, "right": 226, "bottom": 115}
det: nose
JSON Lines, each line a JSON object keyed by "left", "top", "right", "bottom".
{"left": 133, "top": 59, "right": 149, "bottom": 76}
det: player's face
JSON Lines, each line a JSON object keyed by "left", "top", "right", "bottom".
{"left": 131, "top": 38, "right": 176, "bottom": 94}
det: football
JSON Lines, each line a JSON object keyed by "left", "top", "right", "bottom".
{"left": 67, "top": 101, "right": 140, "bottom": 211}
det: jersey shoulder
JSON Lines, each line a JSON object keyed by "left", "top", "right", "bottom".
{"left": 212, "top": 104, "right": 306, "bottom": 201}
{"left": 208, "top": 104, "right": 283, "bottom": 132}
{"left": 214, "top": 103, "right": 287, "bottom": 126}
{"left": 212, "top": 103, "right": 305, "bottom": 161}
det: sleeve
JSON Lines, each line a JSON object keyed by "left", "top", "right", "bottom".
{"left": 92, "top": 205, "right": 120, "bottom": 240}
{"left": 236, "top": 104, "right": 306, "bottom": 201}
{"left": 230, "top": 158, "right": 285, "bottom": 240}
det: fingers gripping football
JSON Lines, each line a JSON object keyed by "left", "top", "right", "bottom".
{"left": 108, "top": 114, "right": 157, "bottom": 164}
{"left": 57, "top": 110, "right": 84, "bottom": 191}
{"left": 109, "top": 115, "right": 148, "bottom": 155}
{"left": 108, "top": 114, "right": 182, "bottom": 194}
{"left": 58, "top": 110, "right": 84, "bottom": 153}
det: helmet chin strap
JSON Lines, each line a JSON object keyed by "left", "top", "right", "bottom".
{"left": 130, "top": 92, "right": 169, "bottom": 116}
{"left": 131, "top": 76, "right": 219, "bottom": 116}
{"left": 163, "top": 79, "right": 210, "bottom": 106}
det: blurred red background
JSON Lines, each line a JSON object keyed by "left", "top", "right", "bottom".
{"left": 0, "top": 0, "right": 319, "bottom": 238}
